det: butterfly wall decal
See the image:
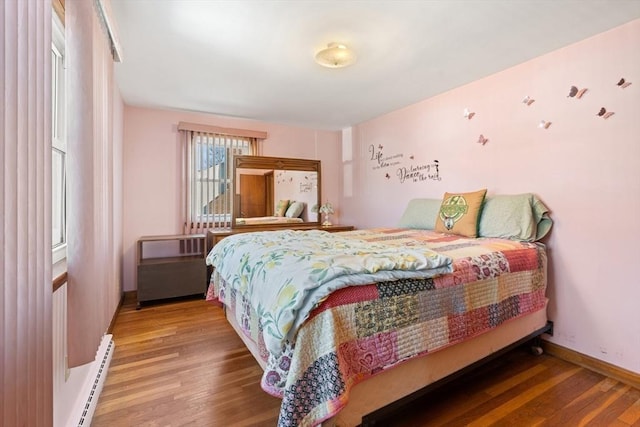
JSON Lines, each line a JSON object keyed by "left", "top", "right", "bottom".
{"left": 463, "top": 108, "right": 475, "bottom": 119}
{"left": 409, "top": 155, "right": 414, "bottom": 160}
{"left": 567, "top": 85, "right": 588, "bottom": 99}
{"left": 597, "top": 107, "right": 615, "bottom": 119}
{"left": 538, "top": 120, "right": 552, "bottom": 129}
{"left": 385, "top": 173, "right": 390, "bottom": 179}
{"left": 522, "top": 96, "right": 535, "bottom": 106}
{"left": 477, "top": 134, "right": 488, "bottom": 145}
{"left": 617, "top": 78, "right": 632, "bottom": 88}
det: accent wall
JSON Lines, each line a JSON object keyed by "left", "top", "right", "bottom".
{"left": 342, "top": 20, "right": 640, "bottom": 374}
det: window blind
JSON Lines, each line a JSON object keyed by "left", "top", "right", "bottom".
{"left": 184, "top": 130, "right": 256, "bottom": 235}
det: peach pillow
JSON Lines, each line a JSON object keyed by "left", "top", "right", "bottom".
{"left": 435, "top": 189, "right": 487, "bottom": 237}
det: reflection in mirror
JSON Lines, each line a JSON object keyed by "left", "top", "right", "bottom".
{"left": 233, "top": 156, "right": 321, "bottom": 228}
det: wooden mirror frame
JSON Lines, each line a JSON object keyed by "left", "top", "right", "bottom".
{"left": 232, "top": 155, "right": 321, "bottom": 229}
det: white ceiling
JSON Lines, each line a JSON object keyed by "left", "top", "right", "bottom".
{"left": 110, "top": 1, "right": 640, "bottom": 131}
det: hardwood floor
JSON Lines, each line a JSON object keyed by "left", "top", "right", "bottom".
{"left": 92, "top": 294, "right": 281, "bottom": 427}
{"left": 93, "top": 295, "right": 640, "bottom": 427}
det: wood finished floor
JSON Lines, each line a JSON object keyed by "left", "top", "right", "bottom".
{"left": 93, "top": 295, "right": 640, "bottom": 427}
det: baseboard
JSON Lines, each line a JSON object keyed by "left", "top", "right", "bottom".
{"left": 107, "top": 293, "right": 125, "bottom": 334}
{"left": 71, "top": 334, "right": 115, "bottom": 427}
{"left": 543, "top": 341, "right": 640, "bottom": 390}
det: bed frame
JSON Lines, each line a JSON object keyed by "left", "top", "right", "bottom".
{"left": 225, "top": 301, "right": 552, "bottom": 426}
{"left": 358, "top": 316, "right": 553, "bottom": 426}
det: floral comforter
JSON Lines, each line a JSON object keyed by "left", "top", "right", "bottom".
{"left": 206, "top": 228, "right": 548, "bottom": 427}
{"left": 206, "top": 229, "right": 453, "bottom": 357}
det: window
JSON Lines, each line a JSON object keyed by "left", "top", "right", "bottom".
{"left": 52, "top": 13, "right": 67, "bottom": 264}
{"left": 187, "top": 133, "right": 255, "bottom": 229}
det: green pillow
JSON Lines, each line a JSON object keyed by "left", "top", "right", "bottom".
{"left": 478, "top": 193, "right": 552, "bottom": 241}
{"left": 285, "top": 201, "right": 305, "bottom": 218}
{"left": 397, "top": 198, "right": 442, "bottom": 229}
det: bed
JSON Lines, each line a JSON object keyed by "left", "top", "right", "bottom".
{"left": 206, "top": 192, "right": 552, "bottom": 427}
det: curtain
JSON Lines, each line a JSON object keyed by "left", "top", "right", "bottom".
{"left": 1, "top": 0, "right": 53, "bottom": 425}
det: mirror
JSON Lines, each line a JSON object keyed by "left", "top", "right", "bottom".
{"left": 232, "top": 155, "right": 321, "bottom": 228}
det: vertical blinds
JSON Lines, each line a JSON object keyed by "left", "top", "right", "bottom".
{"left": 1, "top": 1, "right": 53, "bottom": 425}
{"left": 65, "top": 0, "right": 123, "bottom": 368}
{"left": 185, "top": 131, "right": 255, "bottom": 234}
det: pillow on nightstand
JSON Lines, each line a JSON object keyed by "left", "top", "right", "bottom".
{"left": 435, "top": 189, "right": 487, "bottom": 237}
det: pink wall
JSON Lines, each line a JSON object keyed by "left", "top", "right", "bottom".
{"left": 122, "top": 107, "right": 341, "bottom": 292}
{"left": 344, "top": 20, "right": 640, "bottom": 374}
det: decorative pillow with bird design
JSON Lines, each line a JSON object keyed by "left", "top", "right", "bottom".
{"left": 435, "top": 189, "right": 487, "bottom": 237}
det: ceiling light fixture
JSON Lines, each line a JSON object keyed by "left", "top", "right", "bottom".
{"left": 315, "top": 42, "right": 356, "bottom": 68}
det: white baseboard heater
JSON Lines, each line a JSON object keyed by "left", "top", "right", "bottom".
{"left": 77, "top": 334, "right": 114, "bottom": 426}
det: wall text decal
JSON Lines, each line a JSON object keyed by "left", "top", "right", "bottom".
{"left": 397, "top": 160, "right": 441, "bottom": 183}
{"left": 369, "top": 144, "right": 403, "bottom": 170}
{"left": 368, "top": 145, "right": 441, "bottom": 184}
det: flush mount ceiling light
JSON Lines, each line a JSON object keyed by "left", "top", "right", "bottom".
{"left": 315, "top": 43, "right": 356, "bottom": 68}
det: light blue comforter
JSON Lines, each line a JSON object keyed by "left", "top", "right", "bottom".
{"left": 206, "top": 229, "right": 452, "bottom": 356}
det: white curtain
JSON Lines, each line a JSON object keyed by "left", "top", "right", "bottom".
{"left": 1, "top": 0, "right": 53, "bottom": 425}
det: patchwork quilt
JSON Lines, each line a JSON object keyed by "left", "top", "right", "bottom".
{"left": 206, "top": 228, "right": 548, "bottom": 427}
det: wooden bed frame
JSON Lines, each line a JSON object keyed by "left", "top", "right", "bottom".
{"left": 225, "top": 301, "right": 552, "bottom": 426}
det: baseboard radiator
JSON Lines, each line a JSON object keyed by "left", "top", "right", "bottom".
{"left": 77, "top": 335, "right": 114, "bottom": 426}
{"left": 53, "top": 282, "right": 115, "bottom": 426}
